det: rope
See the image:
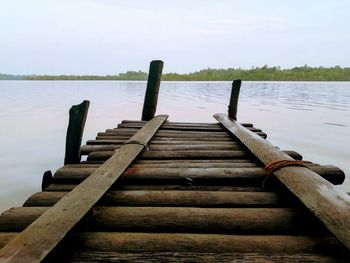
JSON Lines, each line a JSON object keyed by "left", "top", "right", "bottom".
{"left": 123, "top": 140, "right": 149, "bottom": 151}
{"left": 263, "top": 160, "right": 310, "bottom": 188}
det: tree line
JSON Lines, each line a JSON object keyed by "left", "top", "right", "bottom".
{"left": 2, "top": 65, "right": 350, "bottom": 81}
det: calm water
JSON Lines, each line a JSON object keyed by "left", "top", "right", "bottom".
{"left": 0, "top": 81, "right": 349, "bottom": 212}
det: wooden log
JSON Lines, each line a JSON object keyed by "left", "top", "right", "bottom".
{"left": 87, "top": 150, "right": 249, "bottom": 161}
{"left": 100, "top": 132, "right": 236, "bottom": 138}
{"left": 96, "top": 136, "right": 236, "bottom": 141}
{"left": 95, "top": 131, "right": 268, "bottom": 140}
{"left": 44, "top": 184, "right": 265, "bottom": 192}
{"left": 64, "top": 100, "right": 90, "bottom": 164}
{"left": 0, "top": 115, "right": 168, "bottom": 263}
{"left": 118, "top": 124, "right": 228, "bottom": 132}
{"left": 52, "top": 165, "right": 345, "bottom": 185}
{"left": 81, "top": 144, "right": 242, "bottom": 155}
{"left": 98, "top": 132, "right": 235, "bottom": 138}
{"left": 106, "top": 127, "right": 262, "bottom": 134}
{"left": 121, "top": 120, "right": 253, "bottom": 127}
{"left": 0, "top": 207, "right": 326, "bottom": 234}
{"left": 1, "top": 233, "right": 346, "bottom": 257}
{"left": 53, "top": 167, "right": 264, "bottom": 185}
{"left": 129, "top": 162, "right": 258, "bottom": 168}
{"left": 214, "top": 113, "right": 350, "bottom": 250}
{"left": 228, "top": 79, "right": 241, "bottom": 120}
{"left": 141, "top": 60, "right": 163, "bottom": 121}
{"left": 133, "top": 159, "right": 256, "bottom": 164}
{"left": 23, "top": 190, "right": 286, "bottom": 208}
{"left": 87, "top": 149, "right": 299, "bottom": 161}
{"left": 87, "top": 139, "right": 235, "bottom": 145}
{"left": 68, "top": 252, "right": 348, "bottom": 263}
{"left": 70, "top": 232, "right": 347, "bottom": 255}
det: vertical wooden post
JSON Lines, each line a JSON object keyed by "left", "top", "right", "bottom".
{"left": 228, "top": 79, "right": 242, "bottom": 120}
{"left": 64, "top": 100, "right": 90, "bottom": 164}
{"left": 141, "top": 60, "right": 164, "bottom": 121}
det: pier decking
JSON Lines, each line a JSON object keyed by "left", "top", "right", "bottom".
{"left": 0, "top": 61, "right": 349, "bottom": 262}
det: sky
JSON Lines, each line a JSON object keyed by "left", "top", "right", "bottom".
{"left": 0, "top": 0, "right": 349, "bottom": 74}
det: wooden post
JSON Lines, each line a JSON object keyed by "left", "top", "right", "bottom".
{"left": 228, "top": 79, "right": 242, "bottom": 120}
{"left": 141, "top": 60, "right": 164, "bottom": 121}
{"left": 41, "top": 171, "right": 52, "bottom": 191}
{"left": 64, "top": 100, "right": 90, "bottom": 164}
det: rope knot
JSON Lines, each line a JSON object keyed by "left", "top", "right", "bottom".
{"left": 263, "top": 160, "right": 309, "bottom": 187}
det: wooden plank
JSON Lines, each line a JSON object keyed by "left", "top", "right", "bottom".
{"left": 214, "top": 113, "right": 350, "bottom": 250}
{"left": 141, "top": 60, "right": 163, "bottom": 121}
{"left": 0, "top": 115, "right": 168, "bottom": 263}
{"left": 64, "top": 100, "right": 90, "bottom": 164}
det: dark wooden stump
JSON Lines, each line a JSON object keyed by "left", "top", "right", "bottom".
{"left": 64, "top": 100, "right": 90, "bottom": 164}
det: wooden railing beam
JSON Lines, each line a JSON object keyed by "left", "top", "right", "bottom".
{"left": 0, "top": 115, "right": 168, "bottom": 263}
{"left": 214, "top": 113, "right": 350, "bottom": 250}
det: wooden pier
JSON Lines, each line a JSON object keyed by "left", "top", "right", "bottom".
{"left": 0, "top": 61, "right": 349, "bottom": 262}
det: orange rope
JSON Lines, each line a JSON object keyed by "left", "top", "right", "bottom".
{"left": 263, "top": 160, "right": 310, "bottom": 187}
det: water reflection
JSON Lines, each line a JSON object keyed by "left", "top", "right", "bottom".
{"left": 0, "top": 80, "right": 349, "bottom": 212}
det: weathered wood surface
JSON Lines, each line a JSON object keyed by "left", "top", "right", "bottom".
{"left": 228, "top": 79, "right": 241, "bottom": 120}
{"left": 64, "top": 100, "right": 90, "bottom": 164}
{"left": 0, "top": 207, "right": 326, "bottom": 234}
{"left": 0, "top": 115, "right": 168, "bottom": 263}
{"left": 23, "top": 190, "right": 287, "bottom": 207}
{"left": 214, "top": 113, "right": 350, "bottom": 250}
{"left": 141, "top": 60, "right": 163, "bottom": 121}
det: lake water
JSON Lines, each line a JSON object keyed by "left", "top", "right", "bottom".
{"left": 0, "top": 81, "right": 349, "bottom": 213}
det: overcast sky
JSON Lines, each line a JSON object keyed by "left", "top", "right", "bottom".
{"left": 1, "top": 0, "right": 349, "bottom": 74}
